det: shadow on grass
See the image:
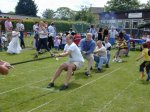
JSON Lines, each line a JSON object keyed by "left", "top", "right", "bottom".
{"left": 137, "top": 79, "right": 150, "bottom": 85}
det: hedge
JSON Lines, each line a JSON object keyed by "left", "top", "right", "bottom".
{"left": 1, "top": 19, "right": 90, "bottom": 33}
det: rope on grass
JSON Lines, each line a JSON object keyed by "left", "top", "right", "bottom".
{"left": 10, "top": 56, "right": 51, "bottom": 65}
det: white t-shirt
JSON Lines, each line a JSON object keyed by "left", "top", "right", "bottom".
{"left": 33, "top": 24, "right": 39, "bottom": 32}
{"left": 48, "top": 25, "right": 55, "bottom": 37}
{"left": 94, "top": 46, "right": 107, "bottom": 57}
{"left": 109, "top": 30, "right": 118, "bottom": 38}
{"left": 89, "top": 28, "right": 97, "bottom": 36}
{"left": 38, "top": 27, "right": 48, "bottom": 39}
{"left": 64, "top": 42, "right": 84, "bottom": 62}
{"left": 16, "top": 23, "right": 24, "bottom": 31}
{"left": 103, "top": 42, "right": 111, "bottom": 54}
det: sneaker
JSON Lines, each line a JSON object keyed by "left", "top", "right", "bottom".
{"left": 38, "top": 51, "right": 43, "bottom": 54}
{"left": 106, "top": 64, "right": 109, "bottom": 68}
{"left": 112, "top": 58, "right": 117, "bottom": 62}
{"left": 96, "top": 68, "right": 102, "bottom": 73}
{"left": 146, "top": 78, "right": 150, "bottom": 82}
{"left": 72, "top": 72, "right": 74, "bottom": 76}
{"left": 50, "top": 53, "right": 55, "bottom": 57}
{"left": 85, "top": 71, "right": 90, "bottom": 76}
{"left": 47, "top": 83, "right": 54, "bottom": 88}
{"left": 34, "top": 54, "right": 38, "bottom": 58}
{"left": 59, "top": 84, "right": 68, "bottom": 90}
{"left": 118, "top": 59, "right": 123, "bottom": 63}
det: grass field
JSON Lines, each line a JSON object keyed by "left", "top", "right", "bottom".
{"left": 0, "top": 39, "right": 150, "bottom": 112}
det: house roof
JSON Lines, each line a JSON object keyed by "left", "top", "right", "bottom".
{"left": 90, "top": 7, "right": 104, "bottom": 14}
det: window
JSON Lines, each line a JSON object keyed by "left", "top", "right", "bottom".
{"left": 132, "top": 20, "right": 138, "bottom": 29}
{"left": 125, "top": 21, "right": 130, "bottom": 29}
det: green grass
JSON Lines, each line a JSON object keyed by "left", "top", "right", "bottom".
{"left": 0, "top": 44, "right": 150, "bottom": 112}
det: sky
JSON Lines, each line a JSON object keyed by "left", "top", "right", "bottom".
{"left": 0, "top": 0, "right": 149, "bottom": 16}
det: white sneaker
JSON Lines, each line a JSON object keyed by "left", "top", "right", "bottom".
{"left": 118, "top": 59, "right": 123, "bottom": 63}
{"left": 112, "top": 58, "right": 117, "bottom": 62}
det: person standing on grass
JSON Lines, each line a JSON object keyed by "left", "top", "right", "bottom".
{"left": 79, "top": 33, "right": 96, "bottom": 76}
{"left": 4, "top": 17, "right": 13, "bottom": 43}
{"left": 34, "top": 21, "right": 54, "bottom": 58}
{"left": 33, "top": 22, "right": 39, "bottom": 49}
{"left": 7, "top": 29, "right": 22, "bottom": 54}
{"left": 16, "top": 19, "right": 25, "bottom": 49}
{"left": 103, "top": 26, "right": 109, "bottom": 41}
{"left": 103, "top": 36, "right": 112, "bottom": 68}
{"left": 60, "top": 33, "right": 66, "bottom": 50}
{"left": 48, "top": 23, "right": 55, "bottom": 49}
{"left": 123, "top": 31, "right": 130, "bottom": 57}
{"left": 54, "top": 36, "right": 61, "bottom": 50}
{"left": 98, "top": 27, "right": 103, "bottom": 41}
{"left": 109, "top": 26, "right": 118, "bottom": 45}
{"left": 93, "top": 41, "right": 108, "bottom": 72}
{"left": 89, "top": 25, "right": 97, "bottom": 40}
{"left": 136, "top": 43, "right": 150, "bottom": 81}
{"left": 47, "top": 34, "right": 84, "bottom": 90}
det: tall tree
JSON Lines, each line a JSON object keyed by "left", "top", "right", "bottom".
{"left": 55, "top": 7, "right": 75, "bottom": 20}
{"left": 42, "top": 9, "right": 55, "bottom": 19}
{"left": 15, "top": 0, "right": 38, "bottom": 16}
{"left": 8, "top": 11, "right": 15, "bottom": 14}
{"left": 0, "top": 10, "right": 2, "bottom": 14}
{"left": 144, "top": 0, "right": 150, "bottom": 9}
{"left": 74, "top": 6, "right": 95, "bottom": 23}
{"left": 105, "top": 0, "right": 141, "bottom": 12}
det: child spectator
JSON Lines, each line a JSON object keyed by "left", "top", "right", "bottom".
{"left": 60, "top": 33, "right": 66, "bottom": 50}
{"left": 54, "top": 36, "right": 61, "bottom": 50}
{"left": 7, "top": 30, "right": 22, "bottom": 54}
{"left": 136, "top": 43, "right": 150, "bottom": 81}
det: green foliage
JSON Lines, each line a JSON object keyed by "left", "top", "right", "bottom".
{"left": 105, "top": 0, "right": 141, "bottom": 12}
{"left": 42, "top": 9, "right": 55, "bottom": 19}
{"left": 144, "top": 0, "right": 150, "bottom": 9}
{"left": 1, "top": 49, "right": 150, "bottom": 112}
{"left": 10, "top": 19, "right": 89, "bottom": 32}
{"left": 74, "top": 6, "right": 95, "bottom": 23}
{"left": 15, "top": 0, "right": 38, "bottom": 16}
{"left": 55, "top": 7, "right": 75, "bottom": 20}
{"left": 7, "top": 11, "right": 15, "bottom": 14}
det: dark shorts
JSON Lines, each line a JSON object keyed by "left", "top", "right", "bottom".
{"left": 139, "top": 61, "right": 150, "bottom": 73}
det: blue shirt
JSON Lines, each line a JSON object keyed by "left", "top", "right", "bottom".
{"left": 124, "top": 34, "right": 130, "bottom": 42}
{"left": 79, "top": 38, "right": 96, "bottom": 55}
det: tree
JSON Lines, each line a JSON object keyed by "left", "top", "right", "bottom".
{"left": 15, "top": 0, "right": 38, "bottom": 16}
{"left": 144, "top": 0, "right": 150, "bottom": 9}
{"left": 104, "top": 0, "right": 141, "bottom": 12}
{"left": 55, "top": 7, "right": 75, "bottom": 20}
{"left": 0, "top": 10, "right": 2, "bottom": 14}
{"left": 7, "top": 11, "right": 15, "bottom": 14}
{"left": 42, "top": 9, "right": 55, "bottom": 19}
{"left": 74, "top": 6, "right": 95, "bottom": 23}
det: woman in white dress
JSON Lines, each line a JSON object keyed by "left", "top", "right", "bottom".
{"left": 7, "top": 30, "right": 22, "bottom": 54}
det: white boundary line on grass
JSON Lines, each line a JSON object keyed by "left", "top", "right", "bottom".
{"left": 99, "top": 78, "right": 138, "bottom": 112}
{"left": 0, "top": 66, "right": 51, "bottom": 80}
{"left": 26, "top": 67, "right": 121, "bottom": 112}
{"left": 0, "top": 78, "right": 48, "bottom": 95}
{"left": 0, "top": 65, "right": 56, "bottom": 95}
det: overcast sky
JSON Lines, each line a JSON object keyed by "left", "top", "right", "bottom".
{"left": 0, "top": 0, "right": 148, "bottom": 16}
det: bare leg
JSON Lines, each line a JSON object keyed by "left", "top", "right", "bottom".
{"left": 64, "top": 63, "right": 76, "bottom": 85}
{"left": 51, "top": 63, "right": 67, "bottom": 83}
